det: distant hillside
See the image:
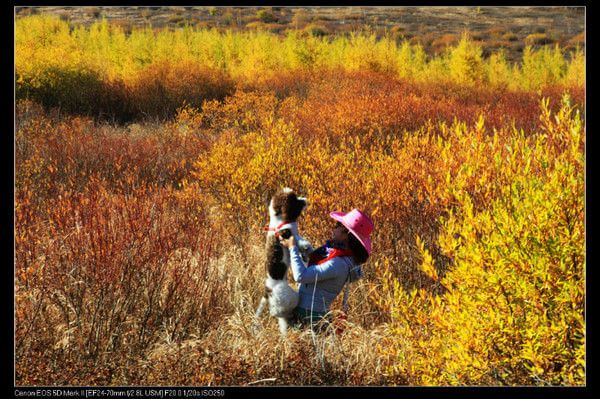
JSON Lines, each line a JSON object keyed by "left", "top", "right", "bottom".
{"left": 15, "top": 6, "right": 585, "bottom": 63}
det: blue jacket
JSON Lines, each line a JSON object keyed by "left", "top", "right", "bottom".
{"left": 289, "top": 245, "right": 356, "bottom": 313}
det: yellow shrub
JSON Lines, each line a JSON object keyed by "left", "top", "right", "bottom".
{"left": 447, "top": 33, "right": 486, "bottom": 85}
{"left": 375, "top": 98, "right": 585, "bottom": 385}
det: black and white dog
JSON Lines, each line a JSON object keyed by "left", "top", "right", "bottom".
{"left": 254, "top": 187, "right": 314, "bottom": 336}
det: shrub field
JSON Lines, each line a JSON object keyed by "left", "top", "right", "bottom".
{"left": 15, "top": 14, "right": 585, "bottom": 386}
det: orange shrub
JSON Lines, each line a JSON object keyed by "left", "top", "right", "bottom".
{"left": 277, "top": 71, "right": 584, "bottom": 142}
{"left": 15, "top": 177, "right": 223, "bottom": 385}
{"left": 128, "top": 61, "right": 236, "bottom": 121}
{"left": 15, "top": 99, "right": 212, "bottom": 207}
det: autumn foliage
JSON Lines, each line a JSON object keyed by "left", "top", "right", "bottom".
{"left": 15, "top": 14, "right": 585, "bottom": 386}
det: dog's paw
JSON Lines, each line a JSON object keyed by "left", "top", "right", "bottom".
{"left": 297, "top": 237, "right": 313, "bottom": 251}
{"left": 297, "top": 238, "right": 314, "bottom": 263}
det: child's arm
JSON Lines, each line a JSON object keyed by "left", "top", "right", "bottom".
{"left": 289, "top": 245, "right": 339, "bottom": 283}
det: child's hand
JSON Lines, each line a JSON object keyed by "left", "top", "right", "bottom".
{"left": 278, "top": 234, "right": 296, "bottom": 249}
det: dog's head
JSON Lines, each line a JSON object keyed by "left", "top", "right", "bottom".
{"left": 269, "top": 187, "right": 307, "bottom": 223}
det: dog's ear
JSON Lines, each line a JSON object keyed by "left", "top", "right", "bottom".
{"left": 271, "top": 190, "right": 285, "bottom": 216}
{"left": 296, "top": 197, "right": 307, "bottom": 216}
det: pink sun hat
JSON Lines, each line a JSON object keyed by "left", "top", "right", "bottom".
{"left": 329, "top": 209, "right": 374, "bottom": 256}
